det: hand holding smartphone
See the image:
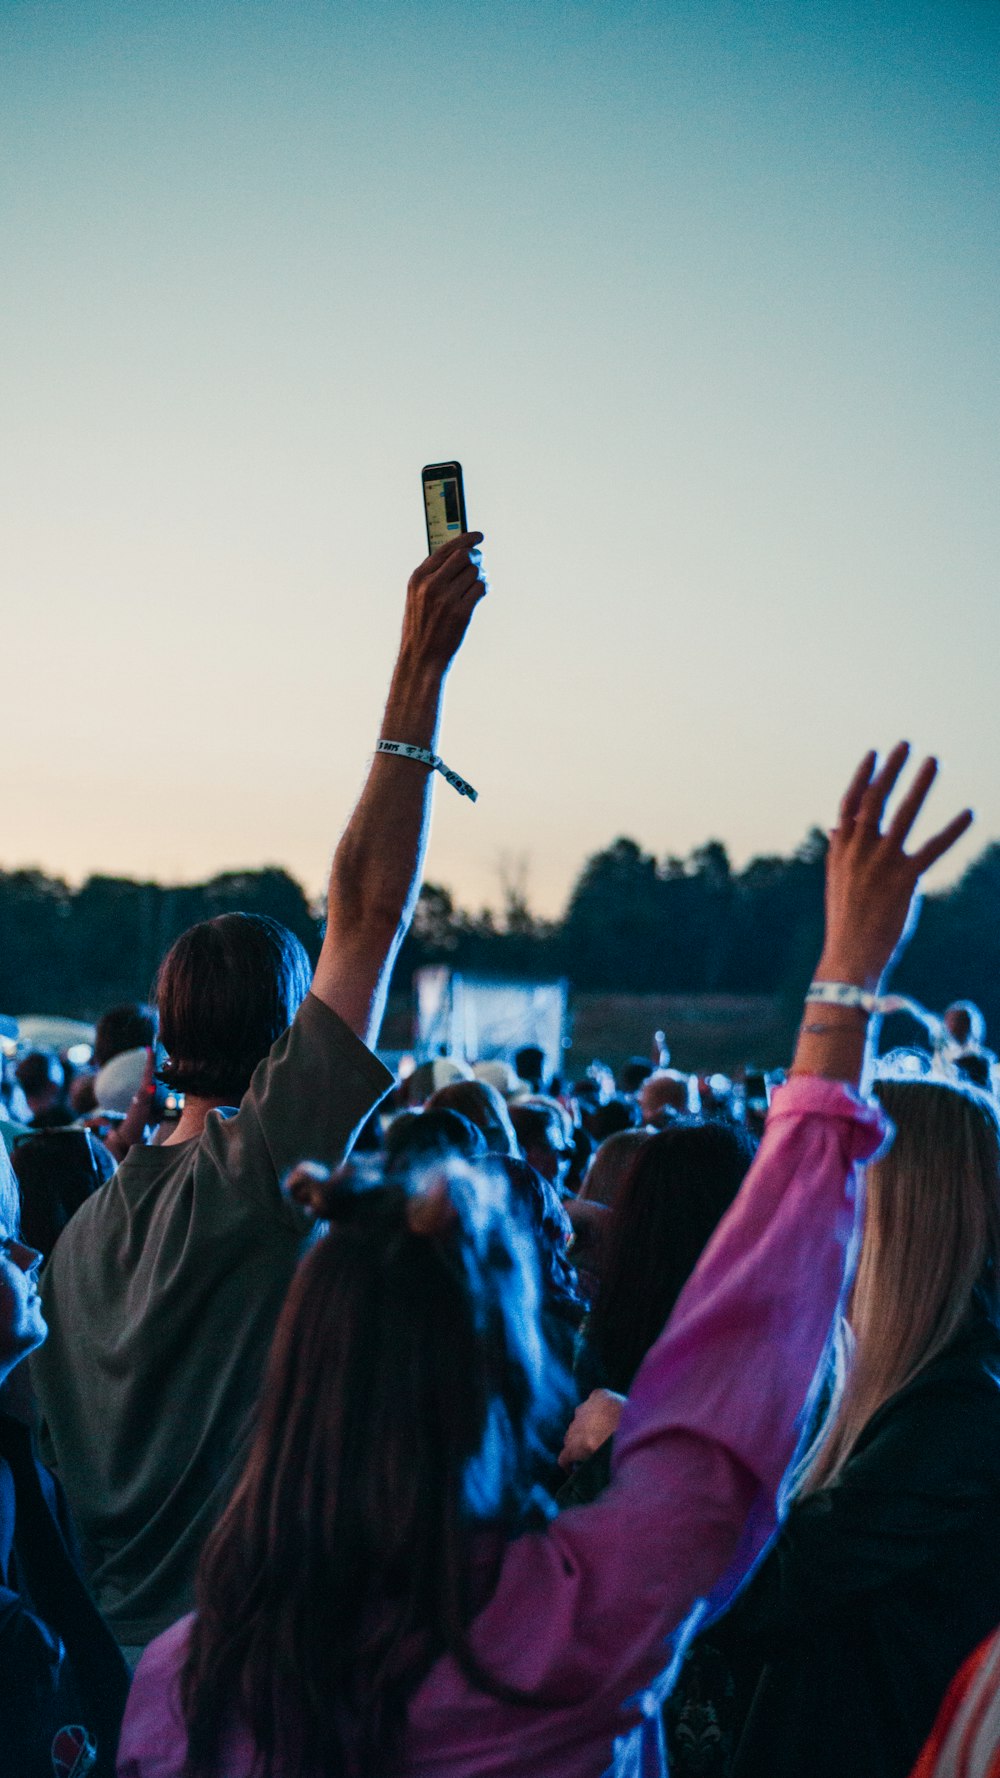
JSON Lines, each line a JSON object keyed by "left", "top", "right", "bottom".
{"left": 422, "top": 461, "right": 468, "bottom": 554}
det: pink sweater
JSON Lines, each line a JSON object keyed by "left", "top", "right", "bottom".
{"left": 118, "top": 1075, "right": 885, "bottom": 1778}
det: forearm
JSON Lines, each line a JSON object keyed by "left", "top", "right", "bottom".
{"left": 450, "top": 1079, "right": 886, "bottom": 1717}
{"left": 311, "top": 529, "right": 485, "bottom": 1041}
{"left": 312, "top": 650, "right": 452, "bottom": 1041}
{"left": 328, "top": 649, "right": 447, "bottom": 932}
{"left": 789, "top": 943, "right": 880, "bottom": 1086}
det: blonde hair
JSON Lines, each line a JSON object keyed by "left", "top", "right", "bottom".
{"left": 799, "top": 1075, "right": 1000, "bottom": 1495}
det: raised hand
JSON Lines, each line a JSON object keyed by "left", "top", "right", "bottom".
{"left": 398, "top": 532, "right": 488, "bottom": 674}
{"left": 558, "top": 1389, "right": 626, "bottom": 1470}
{"left": 818, "top": 742, "right": 973, "bottom": 992}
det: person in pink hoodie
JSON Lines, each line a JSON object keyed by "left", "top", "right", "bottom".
{"left": 117, "top": 742, "right": 971, "bottom": 1778}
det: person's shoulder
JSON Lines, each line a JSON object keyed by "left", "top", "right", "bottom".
{"left": 896, "top": 1324, "right": 1000, "bottom": 1416}
{"left": 37, "top": 1177, "right": 106, "bottom": 1276}
{"left": 855, "top": 1338, "right": 1000, "bottom": 1480}
{"left": 135, "top": 1612, "right": 194, "bottom": 1678}
{"left": 294, "top": 990, "right": 395, "bottom": 1081}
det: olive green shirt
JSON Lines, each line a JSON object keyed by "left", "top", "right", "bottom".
{"left": 33, "top": 992, "right": 392, "bottom": 1645}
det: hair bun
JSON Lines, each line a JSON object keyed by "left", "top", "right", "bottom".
{"left": 406, "top": 1177, "right": 458, "bottom": 1238}
{"left": 284, "top": 1161, "right": 363, "bottom": 1223}
{"left": 283, "top": 1161, "right": 333, "bottom": 1220}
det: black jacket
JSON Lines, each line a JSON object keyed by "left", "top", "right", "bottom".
{"left": 669, "top": 1318, "right": 1000, "bottom": 1778}
{"left": 0, "top": 1412, "right": 129, "bottom": 1778}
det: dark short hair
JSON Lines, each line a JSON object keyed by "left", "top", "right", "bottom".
{"left": 94, "top": 1002, "right": 158, "bottom": 1068}
{"left": 425, "top": 1080, "right": 519, "bottom": 1157}
{"left": 514, "top": 1045, "right": 545, "bottom": 1086}
{"left": 585, "top": 1094, "right": 642, "bottom": 1143}
{"left": 619, "top": 1056, "right": 655, "bottom": 1094}
{"left": 155, "top": 914, "right": 312, "bottom": 1103}
{"left": 12, "top": 1129, "right": 115, "bottom": 1260}
{"left": 15, "top": 1051, "right": 62, "bottom": 1098}
{"left": 383, "top": 1108, "right": 487, "bottom": 1171}
{"left": 508, "top": 1103, "right": 568, "bottom": 1155}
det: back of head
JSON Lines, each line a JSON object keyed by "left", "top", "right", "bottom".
{"left": 11, "top": 1129, "right": 115, "bottom": 1261}
{"left": 93, "top": 1001, "right": 157, "bottom": 1069}
{"left": 15, "top": 1050, "right": 63, "bottom": 1102}
{"left": 508, "top": 1099, "right": 573, "bottom": 1189}
{"left": 404, "top": 1056, "right": 474, "bottom": 1107}
{"left": 802, "top": 1073, "right": 1000, "bottom": 1493}
{"left": 944, "top": 1000, "right": 987, "bottom": 1049}
{"left": 618, "top": 1056, "right": 654, "bottom": 1095}
{"left": 383, "top": 1107, "right": 487, "bottom": 1171}
{"left": 472, "top": 1058, "right": 524, "bottom": 1098}
{"left": 514, "top": 1045, "right": 545, "bottom": 1092}
{"left": 579, "top": 1128, "right": 650, "bottom": 1208}
{"left": 495, "top": 1155, "right": 584, "bottom": 1333}
{"left": 956, "top": 1050, "right": 993, "bottom": 1090}
{"left": 95, "top": 1046, "right": 148, "bottom": 1114}
{"left": 155, "top": 914, "right": 311, "bottom": 1103}
{"left": 639, "top": 1069, "right": 697, "bottom": 1123}
{"left": 426, "top": 1079, "right": 519, "bottom": 1157}
{"left": 588, "top": 1118, "right": 757, "bottom": 1394}
{"left": 181, "top": 1162, "right": 557, "bottom": 1778}
{"left": 585, "top": 1094, "right": 642, "bottom": 1144}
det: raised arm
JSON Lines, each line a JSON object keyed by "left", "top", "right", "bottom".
{"left": 789, "top": 741, "right": 972, "bottom": 1086}
{"left": 311, "top": 533, "right": 487, "bottom": 1043}
{"left": 415, "top": 746, "right": 973, "bottom": 1753}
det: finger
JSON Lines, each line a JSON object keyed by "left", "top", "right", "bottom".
{"left": 440, "top": 567, "right": 482, "bottom": 605}
{"left": 885, "top": 756, "right": 938, "bottom": 850}
{"left": 432, "top": 549, "right": 486, "bottom": 591}
{"left": 284, "top": 1160, "right": 330, "bottom": 1214}
{"left": 859, "top": 740, "right": 910, "bottom": 825}
{"left": 839, "top": 750, "right": 878, "bottom": 824}
{"left": 449, "top": 559, "right": 488, "bottom": 598}
{"left": 909, "top": 807, "right": 974, "bottom": 874}
{"left": 426, "top": 531, "right": 484, "bottom": 568}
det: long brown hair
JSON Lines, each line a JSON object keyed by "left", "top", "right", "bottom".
{"left": 180, "top": 1164, "right": 564, "bottom": 1778}
{"left": 800, "top": 1075, "right": 1000, "bottom": 1494}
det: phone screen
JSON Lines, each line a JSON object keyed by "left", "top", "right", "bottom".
{"left": 422, "top": 464, "right": 466, "bottom": 553}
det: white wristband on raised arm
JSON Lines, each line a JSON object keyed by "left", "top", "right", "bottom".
{"left": 376, "top": 740, "right": 478, "bottom": 802}
{"left": 806, "top": 980, "right": 931, "bottom": 1021}
{"left": 806, "top": 981, "right": 880, "bottom": 1015}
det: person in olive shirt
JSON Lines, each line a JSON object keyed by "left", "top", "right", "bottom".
{"left": 32, "top": 529, "right": 488, "bottom": 1658}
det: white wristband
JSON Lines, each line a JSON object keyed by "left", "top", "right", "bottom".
{"left": 808, "top": 980, "right": 946, "bottom": 1029}
{"left": 376, "top": 739, "right": 478, "bottom": 802}
{"left": 806, "top": 980, "right": 879, "bottom": 1015}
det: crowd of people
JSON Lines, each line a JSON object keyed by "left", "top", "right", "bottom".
{"left": 1, "top": 531, "right": 998, "bottom": 1778}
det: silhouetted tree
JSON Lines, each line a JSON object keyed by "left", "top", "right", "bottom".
{"left": 1, "top": 831, "right": 998, "bottom": 1034}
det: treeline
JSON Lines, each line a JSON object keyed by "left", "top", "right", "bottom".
{"left": 2, "top": 832, "right": 999, "bottom": 1034}
{"left": 399, "top": 831, "right": 1000, "bottom": 1034}
{"left": 0, "top": 870, "right": 321, "bottom": 1019}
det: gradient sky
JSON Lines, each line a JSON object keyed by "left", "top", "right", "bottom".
{"left": 3, "top": 0, "right": 998, "bottom": 916}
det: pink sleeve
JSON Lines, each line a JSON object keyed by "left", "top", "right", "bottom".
{"left": 420, "top": 1076, "right": 887, "bottom": 1727}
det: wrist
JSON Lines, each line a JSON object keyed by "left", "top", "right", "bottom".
{"left": 383, "top": 655, "right": 446, "bottom": 743}
{"left": 813, "top": 951, "right": 884, "bottom": 994}
{"left": 390, "top": 645, "right": 449, "bottom": 696}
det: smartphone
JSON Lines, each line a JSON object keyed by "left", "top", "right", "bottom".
{"left": 422, "top": 461, "right": 467, "bottom": 554}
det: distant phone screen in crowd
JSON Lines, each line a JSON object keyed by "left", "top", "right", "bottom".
{"left": 422, "top": 462, "right": 467, "bottom": 553}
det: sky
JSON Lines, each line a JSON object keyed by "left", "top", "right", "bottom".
{"left": 3, "top": 0, "right": 998, "bottom": 917}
